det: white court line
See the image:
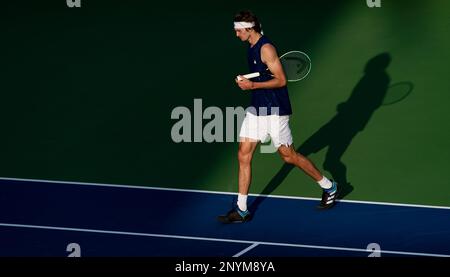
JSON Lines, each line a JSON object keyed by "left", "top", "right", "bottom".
{"left": 233, "top": 243, "right": 260, "bottom": 257}
{"left": 0, "top": 222, "right": 448, "bottom": 257}
{"left": 1, "top": 176, "right": 450, "bottom": 210}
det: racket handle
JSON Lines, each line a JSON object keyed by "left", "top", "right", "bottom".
{"left": 237, "top": 72, "right": 260, "bottom": 81}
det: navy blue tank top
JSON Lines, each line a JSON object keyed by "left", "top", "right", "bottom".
{"left": 247, "top": 36, "right": 292, "bottom": 116}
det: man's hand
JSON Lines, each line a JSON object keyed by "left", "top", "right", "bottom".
{"left": 235, "top": 76, "right": 254, "bottom": 91}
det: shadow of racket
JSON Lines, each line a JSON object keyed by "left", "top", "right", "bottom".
{"left": 382, "top": 81, "right": 414, "bottom": 106}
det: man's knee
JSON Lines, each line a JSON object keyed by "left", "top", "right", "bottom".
{"left": 238, "top": 149, "right": 252, "bottom": 164}
{"left": 281, "top": 154, "right": 295, "bottom": 164}
{"left": 278, "top": 146, "right": 296, "bottom": 164}
{"left": 238, "top": 142, "right": 256, "bottom": 164}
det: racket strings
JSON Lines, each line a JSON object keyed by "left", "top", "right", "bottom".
{"left": 280, "top": 51, "right": 311, "bottom": 82}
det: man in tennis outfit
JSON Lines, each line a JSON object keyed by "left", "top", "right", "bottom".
{"left": 218, "top": 11, "right": 338, "bottom": 223}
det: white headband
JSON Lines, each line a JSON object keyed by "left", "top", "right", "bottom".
{"left": 234, "top": 21, "right": 255, "bottom": 29}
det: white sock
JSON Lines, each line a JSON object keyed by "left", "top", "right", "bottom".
{"left": 317, "top": 176, "right": 332, "bottom": 189}
{"left": 237, "top": 193, "right": 248, "bottom": 211}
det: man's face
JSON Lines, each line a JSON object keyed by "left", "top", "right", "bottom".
{"left": 235, "top": 28, "right": 250, "bottom": 41}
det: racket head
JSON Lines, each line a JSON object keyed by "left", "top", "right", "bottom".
{"left": 279, "top": 51, "right": 312, "bottom": 82}
{"left": 382, "top": 82, "right": 414, "bottom": 106}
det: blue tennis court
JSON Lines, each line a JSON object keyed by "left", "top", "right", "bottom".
{"left": 1, "top": 178, "right": 449, "bottom": 257}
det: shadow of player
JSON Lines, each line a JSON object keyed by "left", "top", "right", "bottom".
{"left": 250, "top": 52, "right": 392, "bottom": 213}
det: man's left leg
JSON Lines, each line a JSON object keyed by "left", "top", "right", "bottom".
{"left": 278, "top": 145, "right": 338, "bottom": 209}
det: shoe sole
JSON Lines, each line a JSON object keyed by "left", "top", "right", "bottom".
{"left": 316, "top": 202, "right": 337, "bottom": 210}
{"left": 217, "top": 215, "right": 252, "bottom": 224}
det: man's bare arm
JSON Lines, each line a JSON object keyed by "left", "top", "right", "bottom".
{"left": 235, "top": 44, "right": 287, "bottom": 91}
{"left": 252, "top": 44, "right": 287, "bottom": 89}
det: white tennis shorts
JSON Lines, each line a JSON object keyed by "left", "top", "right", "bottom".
{"left": 239, "top": 112, "right": 293, "bottom": 148}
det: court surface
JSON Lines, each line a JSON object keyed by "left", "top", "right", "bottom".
{"left": 1, "top": 178, "right": 449, "bottom": 257}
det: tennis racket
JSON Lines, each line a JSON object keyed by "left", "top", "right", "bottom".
{"left": 237, "top": 50, "right": 312, "bottom": 82}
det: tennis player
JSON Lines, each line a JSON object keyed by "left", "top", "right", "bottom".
{"left": 218, "top": 11, "right": 338, "bottom": 223}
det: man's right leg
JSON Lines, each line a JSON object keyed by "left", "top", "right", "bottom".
{"left": 237, "top": 138, "right": 259, "bottom": 210}
{"left": 218, "top": 138, "right": 258, "bottom": 223}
